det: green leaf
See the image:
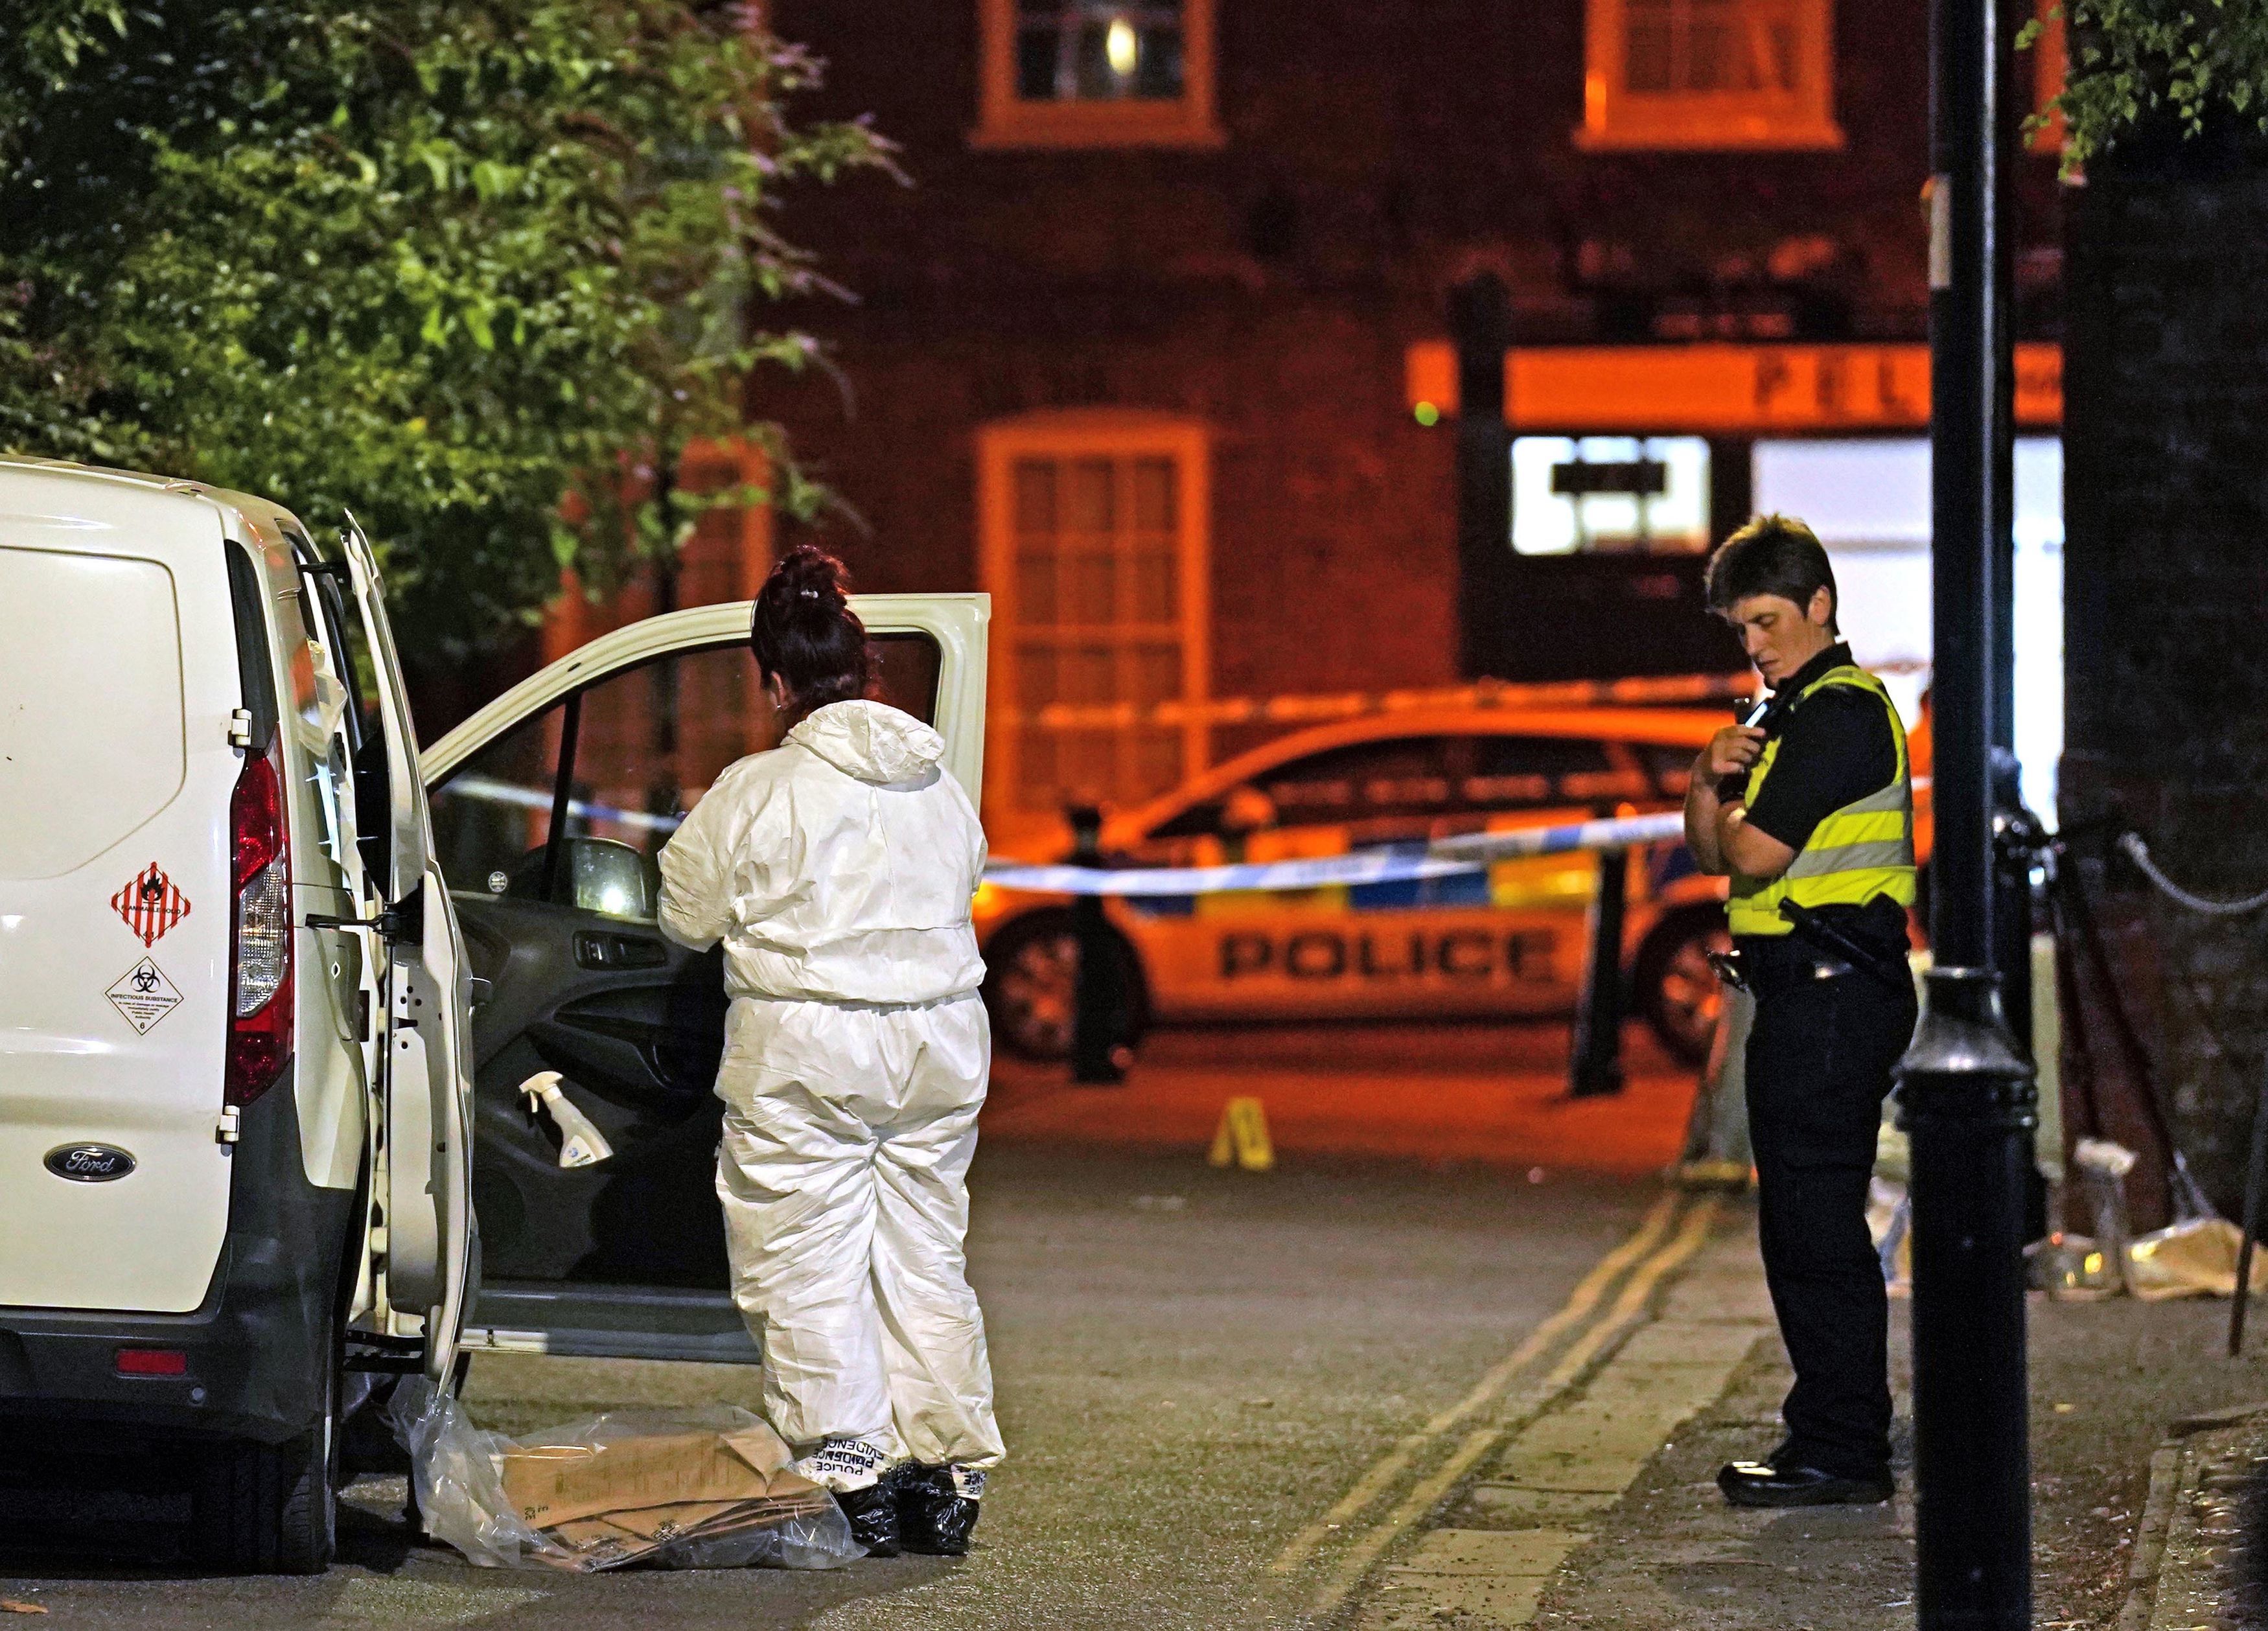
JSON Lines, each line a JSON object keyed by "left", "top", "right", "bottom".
{"left": 0, "top": 0, "right": 892, "bottom": 654}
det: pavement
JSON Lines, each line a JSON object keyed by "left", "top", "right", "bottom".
{"left": 3, "top": 1020, "right": 2266, "bottom": 1628}
{"left": 1337, "top": 1223, "right": 2268, "bottom": 1631}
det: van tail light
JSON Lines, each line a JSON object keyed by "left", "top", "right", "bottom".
{"left": 225, "top": 741, "right": 293, "bottom": 1107}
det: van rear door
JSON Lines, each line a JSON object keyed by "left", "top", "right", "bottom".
{"left": 422, "top": 595, "right": 987, "bottom": 1363}
{"left": 338, "top": 518, "right": 474, "bottom": 1382}
{"left": 0, "top": 470, "right": 241, "bottom": 1313}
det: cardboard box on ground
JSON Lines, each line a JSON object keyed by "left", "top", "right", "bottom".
{"left": 502, "top": 1422, "right": 835, "bottom": 1571}
{"left": 386, "top": 1385, "right": 860, "bottom": 1573}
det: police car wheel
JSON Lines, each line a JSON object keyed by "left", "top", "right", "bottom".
{"left": 1634, "top": 907, "right": 1731, "bottom": 1067}
{"left": 982, "top": 910, "right": 1148, "bottom": 1063}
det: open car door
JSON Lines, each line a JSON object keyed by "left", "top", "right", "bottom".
{"left": 420, "top": 594, "right": 988, "bottom": 1363}
{"left": 340, "top": 518, "right": 476, "bottom": 1383}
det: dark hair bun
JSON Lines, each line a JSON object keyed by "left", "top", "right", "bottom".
{"left": 769, "top": 544, "right": 851, "bottom": 609}
{"left": 750, "top": 545, "right": 870, "bottom": 726}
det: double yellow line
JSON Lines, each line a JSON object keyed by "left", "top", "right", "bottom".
{"left": 1268, "top": 1190, "right": 1722, "bottom": 1616}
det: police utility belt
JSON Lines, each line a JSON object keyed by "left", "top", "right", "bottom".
{"left": 1709, "top": 902, "right": 1910, "bottom": 995}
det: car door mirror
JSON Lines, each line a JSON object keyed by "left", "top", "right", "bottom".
{"left": 1222, "top": 785, "right": 1280, "bottom": 835}
{"left": 566, "top": 839, "right": 660, "bottom": 920}
{"left": 508, "top": 837, "right": 660, "bottom": 921}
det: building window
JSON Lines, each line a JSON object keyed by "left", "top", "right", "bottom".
{"left": 975, "top": 0, "right": 1222, "bottom": 150}
{"left": 978, "top": 413, "right": 1210, "bottom": 840}
{"left": 1579, "top": 0, "right": 1842, "bottom": 150}
{"left": 1511, "top": 436, "right": 1713, "bottom": 555}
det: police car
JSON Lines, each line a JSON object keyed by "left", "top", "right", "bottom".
{"left": 975, "top": 708, "right": 1741, "bottom": 1065}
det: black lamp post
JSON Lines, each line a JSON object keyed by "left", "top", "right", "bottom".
{"left": 1897, "top": 0, "right": 2038, "bottom": 1625}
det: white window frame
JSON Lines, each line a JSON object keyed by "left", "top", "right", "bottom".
{"left": 973, "top": 0, "right": 1224, "bottom": 151}
{"left": 977, "top": 410, "right": 1212, "bottom": 845}
{"left": 1578, "top": 0, "right": 1844, "bottom": 152}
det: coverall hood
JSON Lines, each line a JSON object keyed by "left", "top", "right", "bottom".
{"left": 654, "top": 699, "right": 988, "bottom": 1006}
{"left": 789, "top": 700, "right": 945, "bottom": 786}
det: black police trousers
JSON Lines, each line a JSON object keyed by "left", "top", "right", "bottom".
{"left": 1741, "top": 936, "right": 1919, "bottom": 1479}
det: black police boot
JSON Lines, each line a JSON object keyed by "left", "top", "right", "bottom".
{"left": 894, "top": 1463, "right": 983, "bottom": 1556}
{"left": 1717, "top": 1457, "right": 1893, "bottom": 1508}
{"left": 835, "top": 1481, "right": 903, "bottom": 1556}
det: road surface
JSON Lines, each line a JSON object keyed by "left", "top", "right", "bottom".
{"left": 0, "top": 1024, "right": 1702, "bottom": 1628}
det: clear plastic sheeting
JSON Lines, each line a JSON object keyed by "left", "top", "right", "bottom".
{"left": 2073, "top": 1137, "right": 2140, "bottom": 1291}
{"left": 2125, "top": 1218, "right": 2268, "bottom": 1302}
{"left": 2030, "top": 1137, "right": 2268, "bottom": 1301}
{"left": 2026, "top": 1232, "right": 2122, "bottom": 1298}
{"left": 1866, "top": 1176, "right": 1912, "bottom": 1295}
{"left": 385, "top": 1382, "right": 861, "bottom": 1572}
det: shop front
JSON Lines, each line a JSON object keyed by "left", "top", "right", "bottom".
{"left": 1408, "top": 338, "right": 2066, "bottom": 817}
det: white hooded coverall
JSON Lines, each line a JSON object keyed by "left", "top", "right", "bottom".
{"left": 656, "top": 700, "right": 1004, "bottom": 1484}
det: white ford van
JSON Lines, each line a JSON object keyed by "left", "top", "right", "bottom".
{"left": 0, "top": 459, "right": 988, "bottom": 1571}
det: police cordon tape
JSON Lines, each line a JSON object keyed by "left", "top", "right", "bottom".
{"left": 995, "top": 673, "right": 1755, "bottom": 731}
{"left": 448, "top": 775, "right": 686, "bottom": 834}
{"left": 442, "top": 774, "right": 1691, "bottom": 896}
{"left": 981, "top": 811, "right": 1691, "bottom": 896}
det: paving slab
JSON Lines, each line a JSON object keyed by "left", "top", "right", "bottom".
{"left": 1464, "top": 1485, "right": 1623, "bottom": 1524}
{"left": 1392, "top": 1529, "right": 1590, "bottom": 1577}
{"left": 1606, "top": 1321, "right": 1770, "bottom": 1369}
{"left": 1358, "top": 1573, "right": 1553, "bottom": 1630}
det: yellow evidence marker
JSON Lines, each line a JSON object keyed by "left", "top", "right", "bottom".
{"left": 1209, "top": 1096, "right": 1276, "bottom": 1172}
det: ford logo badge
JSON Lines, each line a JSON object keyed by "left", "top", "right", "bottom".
{"left": 45, "top": 1144, "right": 136, "bottom": 1183}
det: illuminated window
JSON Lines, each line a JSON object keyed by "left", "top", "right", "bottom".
{"left": 1580, "top": 0, "right": 1842, "bottom": 150}
{"left": 978, "top": 414, "right": 1210, "bottom": 837}
{"left": 975, "top": 0, "right": 1221, "bottom": 149}
{"left": 1511, "top": 437, "right": 1713, "bottom": 555}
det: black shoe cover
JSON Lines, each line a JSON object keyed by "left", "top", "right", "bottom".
{"left": 836, "top": 1481, "right": 902, "bottom": 1556}
{"left": 894, "top": 1464, "right": 981, "bottom": 1556}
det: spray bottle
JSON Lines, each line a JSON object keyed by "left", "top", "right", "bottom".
{"left": 518, "top": 1071, "right": 614, "bottom": 1168}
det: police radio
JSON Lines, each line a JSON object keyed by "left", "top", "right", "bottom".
{"left": 1717, "top": 689, "right": 1773, "bottom": 801}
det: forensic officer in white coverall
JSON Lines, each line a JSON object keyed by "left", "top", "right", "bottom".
{"left": 656, "top": 545, "right": 1003, "bottom": 1558}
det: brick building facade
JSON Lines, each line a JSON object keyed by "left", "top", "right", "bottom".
{"left": 461, "top": 3, "right": 2065, "bottom": 855}
{"left": 2063, "top": 135, "right": 2268, "bottom": 1220}
{"left": 738, "top": 0, "right": 2068, "bottom": 851}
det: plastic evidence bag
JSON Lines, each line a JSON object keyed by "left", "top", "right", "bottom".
{"left": 386, "top": 1382, "right": 861, "bottom": 1571}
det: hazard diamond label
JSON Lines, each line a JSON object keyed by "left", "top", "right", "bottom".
{"left": 106, "top": 957, "right": 183, "bottom": 1035}
{"left": 112, "top": 862, "right": 190, "bottom": 948}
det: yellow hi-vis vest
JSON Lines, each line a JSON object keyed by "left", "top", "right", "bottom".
{"left": 1726, "top": 664, "right": 1917, "bottom": 938}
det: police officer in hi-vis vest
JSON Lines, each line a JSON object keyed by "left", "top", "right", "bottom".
{"left": 1684, "top": 514, "right": 1918, "bottom": 1509}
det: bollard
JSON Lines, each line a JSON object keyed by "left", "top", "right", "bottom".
{"left": 1569, "top": 847, "right": 1628, "bottom": 1099}
{"left": 1897, "top": 967, "right": 2037, "bottom": 1628}
{"left": 1914, "top": 0, "right": 2035, "bottom": 1612}
{"left": 1066, "top": 804, "right": 1128, "bottom": 1087}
